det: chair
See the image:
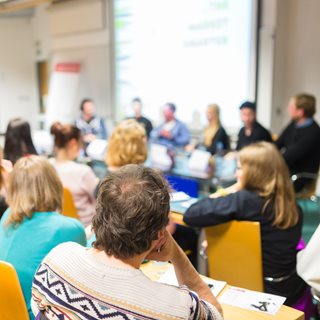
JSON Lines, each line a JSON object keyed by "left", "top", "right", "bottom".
{"left": 62, "top": 187, "right": 79, "bottom": 219}
{"left": 293, "top": 172, "right": 320, "bottom": 243}
{"left": 205, "top": 220, "right": 264, "bottom": 292}
{"left": 0, "top": 260, "right": 29, "bottom": 320}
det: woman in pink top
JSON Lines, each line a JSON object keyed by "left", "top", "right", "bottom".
{"left": 50, "top": 122, "right": 98, "bottom": 226}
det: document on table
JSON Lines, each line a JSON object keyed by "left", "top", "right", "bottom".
{"left": 170, "top": 191, "right": 190, "bottom": 202}
{"left": 158, "top": 265, "right": 227, "bottom": 297}
{"left": 218, "top": 286, "right": 286, "bottom": 315}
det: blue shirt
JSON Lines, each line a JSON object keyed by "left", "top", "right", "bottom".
{"left": 150, "top": 119, "right": 190, "bottom": 147}
{"left": 0, "top": 210, "right": 86, "bottom": 319}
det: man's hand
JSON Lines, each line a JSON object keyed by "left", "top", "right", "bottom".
{"left": 146, "top": 230, "right": 179, "bottom": 262}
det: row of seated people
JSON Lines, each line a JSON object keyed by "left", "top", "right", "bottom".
{"left": 64, "top": 92, "right": 320, "bottom": 195}
{"left": 1, "top": 93, "right": 319, "bottom": 223}
{"left": 0, "top": 150, "right": 319, "bottom": 319}
{"left": 0, "top": 114, "right": 319, "bottom": 318}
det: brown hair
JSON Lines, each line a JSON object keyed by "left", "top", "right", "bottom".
{"left": 239, "top": 142, "right": 299, "bottom": 229}
{"left": 204, "top": 104, "right": 221, "bottom": 147}
{"left": 294, "top": 93, "right": 316, "bottom": 118}
{"left": 93, "top": 164, "right": 170, "bottom": 258}
{"left": 50, "top": 122, "right": 82, "bottom": 149}
{"left": 106, "top": 119, "right": 147, "bottom": 167}
{"left": 6, "top": 156, "right": 63, "bottom": 225}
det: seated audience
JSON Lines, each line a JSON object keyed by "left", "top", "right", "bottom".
{"left": 150, "top": 103, "right": 190, "bottom": 147}
{"left": 4, "top": 118, "right": 38, "bottom": 164}
{"left": 275, "top": 93, "right": 320, "bottom": 193}
{"left": 31, "top": 165, "right": 223, "bottom": 320}
{"left": 184, "top": 142, "right": 307, "bottom": 308}
{"left": 130, "top": 97, "right": 153, "bottom": 138}
{"left": 236, "top": 101, "right": 272, "bottom": 150}
{"left": 0, "top": 156, "right": 86, "bottom": 319}
{"left": 75, "top": 98, "right": 107, "bottom": 145}
{"left": 186, "top": 103, "right": 229, "bottom": 155}
{"left": 105, "top": 119, "right": 147, "bottom": 172}
{"left": 50, "top": 122, "right": 99, "bottom": 227}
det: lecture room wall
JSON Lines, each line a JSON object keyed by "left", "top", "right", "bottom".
{"left": 0, "top": 0, "right": 319, "bottom": 134}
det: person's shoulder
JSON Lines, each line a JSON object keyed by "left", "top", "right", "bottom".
{"left": 50, "top": 213, "right": 84, "bottom": 231}
{"left": 255, "top": 121, "right": 270, "bottom": 133}
{"left": 237, "top": 189, "right": 261, "bottom": 202}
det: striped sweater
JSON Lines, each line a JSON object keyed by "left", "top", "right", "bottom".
{"left": 32, "top": 242, "right": 222, "bottom": 320}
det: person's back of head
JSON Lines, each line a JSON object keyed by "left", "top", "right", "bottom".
{"left": 106, "top": 119, "right": 147, "bottom": 168}
{"left": 239, "top": 141, "right": 298, "bottom": 229}
{"left": 4, "top": 118, "right": 37, "bottom": 164}
{"left": 50, "top": 122, "right": 82, "bottom": 150}
{"left": 5, "top": 155, "right": 63, "bottom": 225}
{"left": 294, "top": 93, "right": 316, "bottom": 118}
{"left": 93, "top": 164, "right": 170, "bottom": 259}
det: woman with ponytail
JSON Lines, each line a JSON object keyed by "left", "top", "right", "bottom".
{"left": 50, "top": 122, "right": 98, "bottom": 226}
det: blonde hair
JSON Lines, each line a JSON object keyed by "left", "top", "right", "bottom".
{"left": 106, "top": 119, "right": 147, "bottom": 167}
{"left": 6, "top": 156, "right": 63, "bottom": 225}
{"left": 239, "top": 142, "right": 298, "bottom": 229}
{"left": 294, "top": 93, "right": 316, "bottom": 118}
{"left": 204, "top": 104, "right": 221, "bottom": 147}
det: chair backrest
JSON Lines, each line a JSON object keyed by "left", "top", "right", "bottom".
{"left": 205, "top": 220, "right": 264, "bottom": 292}
{"left": 62, "top": 187, "right": 79, "bottom": 219}
{"left": 0, "top": 260, "right": 29, "bottom": 320}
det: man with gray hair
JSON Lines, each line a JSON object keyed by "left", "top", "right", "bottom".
{"left": 32, "top": 164, "right": 223, "bottom": 320}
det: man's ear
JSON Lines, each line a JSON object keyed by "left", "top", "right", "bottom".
{"left": 157, "top": 228, "right": 165, "bottom": 241}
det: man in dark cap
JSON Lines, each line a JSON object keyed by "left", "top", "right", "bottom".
{"left": 236, "top": 101, "right": 272, "bottom": 150}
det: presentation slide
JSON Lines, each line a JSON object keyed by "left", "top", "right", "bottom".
{"left": 113, "top": 0, "right": 257, "bottom": 130}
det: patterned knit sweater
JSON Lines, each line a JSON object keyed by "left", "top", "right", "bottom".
{"left": 32, "top": 242, "right": 223, "bottom": 320}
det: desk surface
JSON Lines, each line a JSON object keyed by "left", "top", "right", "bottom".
{"left": 140, "top": 262, "right": 304, "bottom": 320}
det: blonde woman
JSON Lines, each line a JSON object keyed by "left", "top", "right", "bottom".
{"left": 187, "top": 104, "right": 229, "bottom": 155}
{"left": 105, "top": 119, "right": 147, "bottom": 171}
{"left": 184, "top": 142, "right": 307, "bottom": 309}
{"left": 0, "top": 156, "right": 86, "bottom": 319}
{"left": 50, "top": 122, "right": 99, "bottom": 226}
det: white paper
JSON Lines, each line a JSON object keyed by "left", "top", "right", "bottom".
{"left": 180, "top": 198, "right": 198, "bottom": 208}
{"left": 188, "top": 150, "right": 211, "bottom": 173}
{"left": 86, "top": 139, "right": 108, "bottom": 161}
{"left": 158, "top": 265, "right": 227, "bottom": 297}
{"left": 218, "top": 286, "right": 286, "bottom": 315}
{"left": 150, "top": 144, "right": 172, "bottom": 171}
{"left": 170, "top": 191, "right": 190, "bottom": 202}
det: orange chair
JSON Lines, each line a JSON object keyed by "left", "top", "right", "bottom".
{"left": 205, "top": 220, "right": 264, "bottom": 292}
{"left": 0, "top": 260, "right": 29, "bottom": 320}
{"left": 62, "top": 187, "right": 79, "bottom": 219}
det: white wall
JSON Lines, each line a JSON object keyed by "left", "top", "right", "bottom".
{"left": 32, "top": 0, "right": 112, "bottom": 126}
{"left": 1, "top": 0, "right": 320, "bottom": 136}
{"left": 258, "top": 0, "right": 320, "bottom": 134}
{"left": 0, "top": 18, "right": 38, "bottom": 133}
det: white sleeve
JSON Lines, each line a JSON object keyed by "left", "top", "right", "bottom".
{"left": 297, "top": 224, "right": 320, "bottom": 292}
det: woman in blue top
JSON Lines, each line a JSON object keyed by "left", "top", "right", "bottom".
{"left": 0, "top": 156, "right": 86, "bottom": 319}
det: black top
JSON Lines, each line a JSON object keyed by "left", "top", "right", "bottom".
{"left": 134, "top": 116, "right": 153, "bottom": 138}
{"left": 0, "top": 196, "right": 8, "bottom": 220}
{"left": 275, "top": 120, "right": 320, "bottom": 191}
{"left": 206, "top": 126, "right": 230, "bottom": 155}
{"left": 236, "top": 121, "right": 272, "bottom": 150}
{"left": 183, "top": 190, "right": 306, "bottom": 304}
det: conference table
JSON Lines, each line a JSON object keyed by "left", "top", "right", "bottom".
{"left": 140, "top": 262, "right": 304, "bottom": 320}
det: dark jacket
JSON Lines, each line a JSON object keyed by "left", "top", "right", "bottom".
{"left": 183, "top": 190, "right": 306, "bottom": 305}
{"left": 236, "top": 121, "right": 272, "bottom": 150}
{"left": 206, "top": 126, "right": 230, "bottom": 155}
{"left": 275, "top": 120, "right": 320, "bottom": 191}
